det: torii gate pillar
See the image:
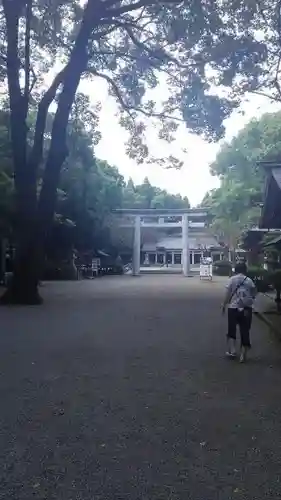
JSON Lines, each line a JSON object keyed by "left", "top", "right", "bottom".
{"left": 182, "top": 213, "right": 190, "bottom": 277}
{"left": 132, "top": 215, "right": 141, "bottom": 275}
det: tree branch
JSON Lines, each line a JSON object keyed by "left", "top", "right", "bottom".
{"left": 105, "top": 0, "right": 182, "bottom": 17}
{"left": 250, "top": 89, "right": 281, "bottom": 103}
{"left": 90, "top": 68, "right": 135, "bottom": 117}
{"left": 23, "top": 0, "right": 32, "bottom": 117}
{"left": 29, "top": 65, "right": 37, "bottom": 93}
{"left": 89, "top": 68, "right": 183, "bottom": 122}
{"left": 273, "top": 54, "right": 281, "bottom": 98}
{"left": 122, "top": 24, "right": 190, "bottom": 70}
{"left": 105, "top": 0, "right": 149, "bottom": 18}
{"left": 91, "top": 44, "right": 183, "bottom": 85}
{"left": 2, "top": 0, "right": 22, "bottom": 108}
{"left": 91, "top": 23, "right": 119, "bottom": 40}
{"left": 274, "top": 0, "right": 281, "bottom": 98}
{"left": 2, "top": 0, "right": 28, "bottom": 180}
{"left": 277, "top": 0, "right": 281, "bottom": 45}
{"left": 38, "top": 0, "right": 98, "bottom": 222}
{"left": 255, "top": 0, "right": 268, "bottom": 24}
{"left": 28, "top": 69, "right": 66, "bottom": 172}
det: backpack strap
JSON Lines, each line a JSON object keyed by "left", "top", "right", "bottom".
{"left": 228, "top": 277, "right": 247, "bottom": 304}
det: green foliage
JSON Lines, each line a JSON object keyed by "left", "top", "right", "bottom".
{"left": 247, "top": 267, "right": 270, "bottom": 293}
{"left": 1, "top": 0, "right": 274, "bottom": 171}
{"left": 267, "top": 270, "right": 281, "bottom": 312}
{"left": 202, "top": 111, "right": 281, "bottom": 248}
{"left": 213, "top": 260, "right": 232, "bottom": 276}
{"left": 122, "top": 177, "right": 190, "bottom": 210}
{"left": 248, "top": 268, "right": 281, "bottom": 295}
{"left": 0, "top": 108, "right": 190, "bottom": 253}
{"left": 268, "top": 269, "right": 281, "bottom": 290}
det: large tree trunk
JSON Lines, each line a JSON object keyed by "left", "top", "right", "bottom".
{"left": 0, "top": 150, "right": 42, "bottom": 304}
{"left": 0, "top": 238, "right": 7, "bottom": 284}
{"left": 1, "top": 240, "right": 42, "bottom": 304}
{"left": 1, "top": 140, "right": 69, "bottom": 305}
{"left": 0, "top": 210, "right": 44, "bottom": 304}
{"left": 1, "top": 0, "right": 96, "bottom": 305}
{"left": 1, "top": 0, "right": 40, "bottom": 304}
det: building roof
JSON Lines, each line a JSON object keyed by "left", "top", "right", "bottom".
{"left": 142, "top": 234, "right": 221, "bottom": 251}
{"left": 263, "top": 234, "right": 281, "bottom": 247}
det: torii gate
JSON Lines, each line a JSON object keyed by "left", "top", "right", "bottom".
{"left": 113, "top": 208, "right": 208, "bottom": 276}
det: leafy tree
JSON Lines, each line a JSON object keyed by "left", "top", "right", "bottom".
{"left": 0, "top": 108, "right": 123, "bottom": 256}
{"left": 1, "top": 0, "right": 266, "bottom": 303}
{"left": 215, "top": 1, "right": 281, "bottom": 106}
{"left": 202, "top": 112, "right": 281, "bottom": 253}
{"left": 135, "top": 177, "right": 156, "bottom": 208}
{"left": 0, "top": 106, "right": 191, "bottom": 273}
{"left": 122, "top": 178, "right": 143, "bottom": 208}
{"left": 58, "top": 155, "right": 124, "bottom": 254}
{"left": 122, "top": 178, "right": 190, "bottom": 209}
{"left": 151, "top": 191, "right": 190, "bottom": 209}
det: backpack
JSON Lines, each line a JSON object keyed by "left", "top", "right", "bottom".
{"left": 229, "top": 277, "right": 251, "bottom": 310}
{"left": 236, "top": 279, "right": 251, "bottom": 309}
{"left": 233, "top": 276, "right": 252, "bottom": 311}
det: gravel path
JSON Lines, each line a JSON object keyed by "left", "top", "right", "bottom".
{"left": 1, "top": 276, "right": 281, "bottom": 499}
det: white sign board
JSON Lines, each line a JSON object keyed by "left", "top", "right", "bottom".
{"left": 200, "top": 263, "right": 212, "bottom": 280}
{"left": 92, "top": 258, "right": 100, "bottom": 276}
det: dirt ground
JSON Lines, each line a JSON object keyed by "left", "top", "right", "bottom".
{"left": 1, "top": 275, "right": 281, "bottom": 499}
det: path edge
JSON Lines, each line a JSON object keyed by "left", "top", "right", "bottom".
{"left": 254, "top": 310, "right": 281, "bottom": 340}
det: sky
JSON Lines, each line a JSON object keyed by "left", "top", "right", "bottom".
{"left": 83, "top": 78, "right": 280, "bottom": 207}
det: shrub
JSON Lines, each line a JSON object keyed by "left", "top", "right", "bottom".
{"left": 247, "top": 266, "right": 270, "bottom": 293}
{"left": 100, "top": 264, "right": 124, "bottom": 276}
{"left": 213, "top": 260, "right": 232, "bottom": 276}
{"left": 267, "top": 269, "right": 281, "bottom": 312}
{"left": 268, "top": 269, "right": 281, "bottom": 290}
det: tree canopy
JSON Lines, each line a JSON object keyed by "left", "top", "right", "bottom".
{"left": 122, "top": 177, "right": 190, "bottom": 209}
{"left": 202, "top": 111, "right": 281, "bottom": 249}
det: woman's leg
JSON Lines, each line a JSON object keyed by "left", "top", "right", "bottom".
{"left": 227, "top": 308, "right": 238, "bottom": 356}
{"left": 238, "top": 308, "right": 252, "bottom": 362}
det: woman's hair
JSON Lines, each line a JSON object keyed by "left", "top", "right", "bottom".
{"left": 235, "top": 262, "right": 247, "bottom": 275}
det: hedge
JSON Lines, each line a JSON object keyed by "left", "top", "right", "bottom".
{"left": 213, "top": 260, "right": 232, "bottom": 276}
{"left": 247, "top": 266, "right": 270, "bottom": 293}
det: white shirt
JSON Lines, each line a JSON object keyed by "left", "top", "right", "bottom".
{"left": 226, "top": 273, "right": 256, "bottom": 309}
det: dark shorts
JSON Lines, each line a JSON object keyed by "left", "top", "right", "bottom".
{"left": 227, "top": 307, "right": 252, "bottom": 348}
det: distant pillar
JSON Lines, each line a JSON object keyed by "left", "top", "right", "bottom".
{"left": 132, "top": 215, "right": 141, "bottom": 275}
{"left": 172, "top": 252, "right": 175, "bottom": 265}
{"left": 182, "top": 214, "right": 190, "bottom": 276}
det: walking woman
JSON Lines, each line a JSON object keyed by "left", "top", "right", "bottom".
{"left": 222, "top": 262, "right": 257, "bottom": 363}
